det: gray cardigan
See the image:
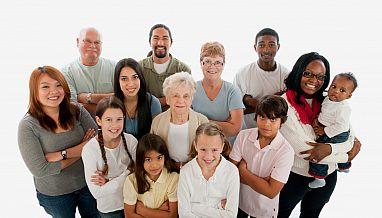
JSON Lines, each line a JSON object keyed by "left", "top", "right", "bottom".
{"left": 17, "top": 104, "right": 97, "bottom": 196}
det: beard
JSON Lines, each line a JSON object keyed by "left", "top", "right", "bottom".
{"left": 154, "top": 46, "right": 168, "bottom": 58}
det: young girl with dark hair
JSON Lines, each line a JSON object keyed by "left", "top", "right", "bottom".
{"left": 18, "top": 66, "right": 98, "bottom": 217}
{"left": 114, "top": 58, "right": 161, "bottom": 139}
{"left": 123, "top": 133, "right": 178, "bottom": 218}
{"left": 82, "top": 96, "right": 137, "bottom": 217}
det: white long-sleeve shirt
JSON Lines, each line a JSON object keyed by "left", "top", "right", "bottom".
{"left": 280, "top": 94, "right": 354, "bottom": 177}
{"left": 178, "top": 157, "right": 240, "bottom": 218}
{"left": 318, "top": 96, "right": 351, "bottom": 138}
{"left": 82, "top": 133, "right": 137, "bottom": 213}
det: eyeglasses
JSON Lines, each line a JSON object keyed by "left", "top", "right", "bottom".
{"left": 302, "top": 71, "right": 326, "bottom": 81}
{"left": 202, "top": 60, "right": 224, "bottom": 67}
{"left": 82, "top": 39, "right": 102, "bottom": 46}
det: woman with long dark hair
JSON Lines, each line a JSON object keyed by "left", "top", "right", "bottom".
{"left": 114, "top": 58, "right": 161, "bottom": 139}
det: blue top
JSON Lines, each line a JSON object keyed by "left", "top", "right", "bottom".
{"left": 124, "top": 93, "right": 161, "bottom": 136}
{"left": 192, "top": 80, "right": 244, "bottom": 121}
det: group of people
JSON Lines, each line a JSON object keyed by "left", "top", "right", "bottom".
{"left": 18, "top": 24, "right": 362, "bottom": 218}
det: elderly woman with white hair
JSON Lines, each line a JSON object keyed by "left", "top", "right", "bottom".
{"left": 151, "top": 72, "right": 208, "bottom": 170}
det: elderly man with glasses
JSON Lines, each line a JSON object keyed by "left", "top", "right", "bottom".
{"left": 62, "top": 27, "right": 115, "bottom": 116}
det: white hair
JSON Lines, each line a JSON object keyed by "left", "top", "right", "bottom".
{"left": 163, "top": 72, "right": 196, "bottom": 97}
{"left": 78, "top": 27, "right": 102, "bottom": 41}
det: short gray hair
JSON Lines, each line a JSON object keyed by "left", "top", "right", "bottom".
{"left": 163, "top": 72, "right": 196, "bottom": 97}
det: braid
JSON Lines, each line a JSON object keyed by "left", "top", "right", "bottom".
{"left": 121, "top": 133, "right": 135, "bottom": 173}
{"left": 98, "top": 129, "right": 109, "bottom": 176}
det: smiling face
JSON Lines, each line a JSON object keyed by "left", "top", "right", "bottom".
{"left": 150, "top": 27, "right": 172, "bottom": 59}
{"left": 37, "top": 74, "right": 65, "bottom": 111}
{"left": 166, "top": 84, "right": 193, "bottom": 116}
{"left": 328, "top": 75, "right": 354, "bottom": 102}
{"left": 300, "top": 60, "right": 326, "bottom": 97}
{"left": 96, "top": 108, "right": 124, "bottom": 141}
{"left": 143, "top": 150, "right": 165, "bottom": 181}
{"left": 255, "top": 35, "right": 279, "bottom": 64}
{"left": 201, "top": 56, "right": 224, "bottom": 82}
{"left": 194, "top": 134, "right": 224, "bottom": 170}
{"left": 119, "top": 67, "right": 140, "bottom": 98}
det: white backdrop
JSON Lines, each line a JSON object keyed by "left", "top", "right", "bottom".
{"left": 1, "top": 0, "right": 381, "bottom": 217}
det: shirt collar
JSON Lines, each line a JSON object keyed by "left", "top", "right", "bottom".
{"left": 145, "top": 167, "right": 168, "bottom": 184}
{"left": 247, "top": 128, "right": 283, "bottom": 150}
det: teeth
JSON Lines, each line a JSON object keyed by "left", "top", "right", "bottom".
{"left": 306, "top": 84, "right": 316, "bottom": 89}
{"left": 48, "top": 97, "right": 59, "bottom": 100}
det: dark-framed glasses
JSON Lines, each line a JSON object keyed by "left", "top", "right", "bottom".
{"left": 302, "top": 71, "right": 326, "bottom": 81}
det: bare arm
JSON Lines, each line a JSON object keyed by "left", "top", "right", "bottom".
{"left": 124, "top": 204, "right": 145, "bottom": 218}
{"left": 211, "top": 109, "right": 243, "bottom": 137}
{"left": 243, "top": 94, "right": 258, "bottom": 114}
{"left": 136, "top": 201, "right": 178, "bottom": 218}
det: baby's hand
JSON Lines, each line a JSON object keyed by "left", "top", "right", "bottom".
{"left": 221, "top": 199, "right": 227, "bottom": 209}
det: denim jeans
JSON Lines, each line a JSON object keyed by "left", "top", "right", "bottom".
{"left": 37, "top": 186, "right": 98, "bottom": 218}
{"left": 99, "top": 209, "right": 124, "bottom": 218}
{"left": 309, "top": 131, "right": 350, "bottom": 178}
{"left": 278, "top": 171, "right": 337, "bottom": 218}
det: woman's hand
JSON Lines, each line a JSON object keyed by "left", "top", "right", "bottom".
{"left": 348, "top": 138, "right": 362, "bottom": 162}
{"left": 301, "top": 142, "right": 332, "bottom": 163}
{"left": 90, "top": 170, "right": 108, "bottom": 186}
{"left": 45, "top": 151, "right": 62, "bottom": 162}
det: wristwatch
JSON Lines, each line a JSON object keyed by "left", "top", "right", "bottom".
{"left": 86, "top": 93, "right": 92, "bottom": 104}
{"left": 61, "top": 150, "right": 67, "bottom": 160}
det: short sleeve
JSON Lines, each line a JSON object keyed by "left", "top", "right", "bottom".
{"left": 229, "top": 131, "right": 244, "bottom": 162}
{"left": 123, "top": 174, "right": 139, "bottom": 205}
{"left": 227, "top": 82, "right": 245, "bottom": 111}
{"left": 167, "top": 173, "right": 179, "bottom": 202}
{"left": 271, "top": 145, "right": 294, "bottom": 183}
{"left": 150, "top": 94, "right": 162, "bottom": 117}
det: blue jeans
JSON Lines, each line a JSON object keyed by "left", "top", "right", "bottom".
{"left": 309, "top": 131, "right": 351, "bottom": 178}
{"left": 99, "top": 209, "right": 124, "bottom": 218}
{"left": 278, "top": 171, "right": 337, "bottom": 218}
{"left": 37, "top": 186, "right": 98, "bottom": 218}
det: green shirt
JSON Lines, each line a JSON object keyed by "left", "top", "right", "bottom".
{"left": 139, "top": 55, "right": 191, "bottom": 98}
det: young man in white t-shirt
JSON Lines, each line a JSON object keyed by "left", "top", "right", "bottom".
{"left": 234, "top": 28, "right": 289, "bottom": 129}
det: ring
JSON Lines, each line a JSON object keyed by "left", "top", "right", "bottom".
{"left": 312, "top": 158, "right": 317, "bottom": 163}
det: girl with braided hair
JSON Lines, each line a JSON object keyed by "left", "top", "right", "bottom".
{"left": 82, "top": 96, "right": 137, "bottom": 217}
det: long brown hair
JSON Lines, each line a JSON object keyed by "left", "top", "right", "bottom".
{"left": 135, "top": 133, "right": 175, "bottom": 194}
{"left": 95, "top": 96, "right": 135, "bottom": 176}
{"left": 28, "top": 66, "right": 79, "bottom": 132}
{"left": 190, "top": 123, "right": 231, "bottom": 159}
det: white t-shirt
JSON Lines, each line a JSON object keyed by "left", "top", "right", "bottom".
{"left": 154, "top": 60, "right": 170, "bottom": 74}
{"left": 81, "top": 133, "right": 137, "bottom": 213}
{"left": 318, "top": 96, "right": 351, "bottom": 138}
{"left": 168, "top": 122, "right": 190, "bottom": 162}
{"left": 178, "top": 157, "right": 240, "bottom": 217}
{"left": 234, "top": 62, "right": 289, "bottom": 129}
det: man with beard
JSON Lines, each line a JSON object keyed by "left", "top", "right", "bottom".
{"left": 62, "top": 27, "right": 115, "bottom": 116}
{"left": 233, "top": 28, "right": 289, "bottom": 129}
{"left": 140, "top": 24, "right": 191, "bottom": 110}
